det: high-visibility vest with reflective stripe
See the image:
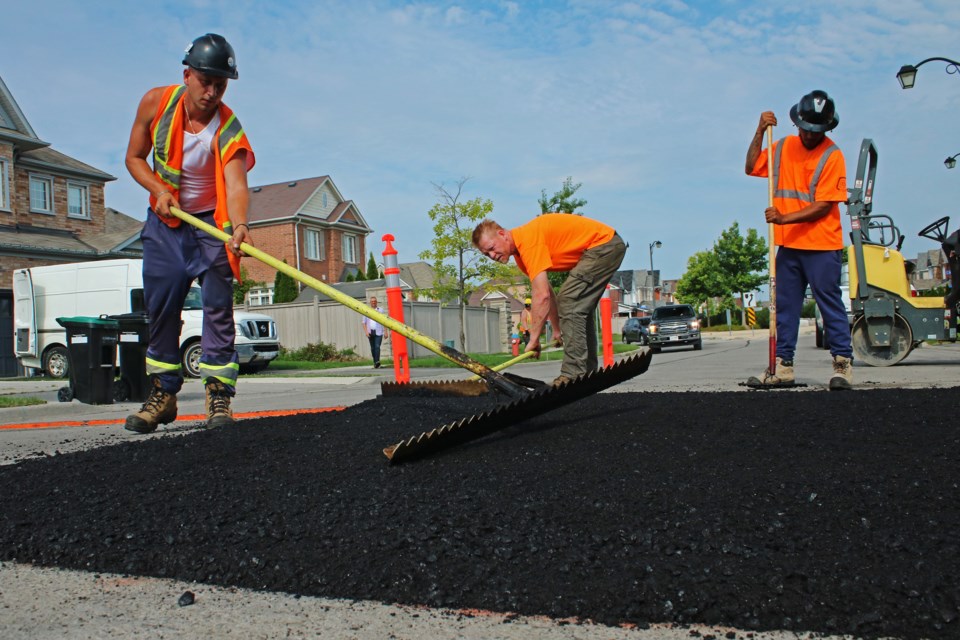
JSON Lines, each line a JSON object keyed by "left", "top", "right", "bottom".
{"left": 764, "top": 136, "right": 846, "bottom": 251}
{"left": 149, "top": 84, "right": 255, "bottom": 280}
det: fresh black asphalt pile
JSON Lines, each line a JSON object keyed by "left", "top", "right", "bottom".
{"left": 1, "top": 388, "right": 958, "bottom": 640}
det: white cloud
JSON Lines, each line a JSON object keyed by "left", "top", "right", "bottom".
{"left": 445, "top": 5, "right": 467, "bottom": 25}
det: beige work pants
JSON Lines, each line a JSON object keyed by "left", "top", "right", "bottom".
{"left": 556, "top": 234, "right": 627, "bottom": 379}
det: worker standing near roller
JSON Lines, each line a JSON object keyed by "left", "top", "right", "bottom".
{"left": 745, "top": 90, "right": 853, "bottom": 390}
{"left": 472, "top": 214, "right": 626, "bottom": 386}
{"left": 123, "top": 33, "right": 256, "bottom": 433}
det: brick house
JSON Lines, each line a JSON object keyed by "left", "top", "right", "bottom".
{"left": 0, "top": 75, "right": 142, "bottom": 375}
{"left": 241, "top": 176, "right": 373, "bottom": 304}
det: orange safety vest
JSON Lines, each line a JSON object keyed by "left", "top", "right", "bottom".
{"left": 753, "top": 135, "right": 846, "bottom": 250}
{"left": 149, "top": 84, "right": 255, "bottom": 280}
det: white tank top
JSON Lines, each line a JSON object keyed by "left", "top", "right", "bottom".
{"left": 178, "top": 111, "right": 220, "bottom": 214}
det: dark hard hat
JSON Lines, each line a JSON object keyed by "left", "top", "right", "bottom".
{"left": 789, "top": 90, "right": 838, "bottom": 133}
{"left": 182, "top": 33, "right": 238, "bottom": 79}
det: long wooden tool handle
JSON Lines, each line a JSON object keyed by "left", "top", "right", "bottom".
{"left": 766, "top": 125, "right": 777, "bottom": 374}
{"left": 168, "top": 206, "right": 522, "bottom": 394}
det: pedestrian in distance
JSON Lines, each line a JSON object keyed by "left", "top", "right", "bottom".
{"left": 124, "top": 33, "right": 256, "bottom": 433}
{"left": 472, "top": 214, "right": 627, "bottom": 386}
{"left": 745, "top": 89, "right": 853, "bottom": 390}
{"left": 362, "top": 296, "right": 389, "bottom": 369}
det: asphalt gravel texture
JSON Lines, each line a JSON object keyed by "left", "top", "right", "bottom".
{"left": 1, "top": 388, "right": 958, "bottom": 640}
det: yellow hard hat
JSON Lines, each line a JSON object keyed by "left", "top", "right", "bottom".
{"left": 524, "top": 297, "right": 532, "bottom": 305}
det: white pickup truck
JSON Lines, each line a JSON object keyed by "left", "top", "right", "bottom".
{"left": 12, "top": 258, "right": 279, "bottom": 378}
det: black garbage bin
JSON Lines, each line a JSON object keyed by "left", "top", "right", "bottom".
{"left": 55, "top": 316, "right": 119, "bottom": 405}
{"left": 109, "top": 312, "right": 151, "bottom": 403}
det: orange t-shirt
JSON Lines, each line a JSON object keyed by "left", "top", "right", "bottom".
{"left": 751, "top": 135, "right": 847, "bottom": 250}
{"left": 511, "top": 214, "right": 616, "bottom": 279}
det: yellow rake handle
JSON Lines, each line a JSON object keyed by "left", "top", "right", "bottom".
{"left": 168, "top": 207, "right": 511, "bottom": 383}
{"left": 468, "top": 340, "right": 563, "bottom": 380}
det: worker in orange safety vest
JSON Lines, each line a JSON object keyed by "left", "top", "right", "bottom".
{"left": 744, "top": 89, "right": 853, "bottom": 391}
{"left": 124, "top": 33, "right": 256, "bottom": 433}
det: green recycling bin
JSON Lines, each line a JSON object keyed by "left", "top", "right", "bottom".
{"left": 109, "top": 312, "right": 151, "bottom": 403}
{"left": 55, "top": 316, "right": 119, "bottom": 405}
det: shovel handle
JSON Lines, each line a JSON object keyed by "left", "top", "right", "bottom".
{"left": 766, "top": 125, "right": 777, "bottom": 374}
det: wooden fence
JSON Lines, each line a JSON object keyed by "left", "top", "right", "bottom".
{"left": 242, "top": 297, "right": 510, "bottom": 360}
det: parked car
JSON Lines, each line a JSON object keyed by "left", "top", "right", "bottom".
{"left": 647, "top": 304, "right": 702, "bottom": 352}
{"left": 622, "top": 316, "right": 651, "bottom": 345}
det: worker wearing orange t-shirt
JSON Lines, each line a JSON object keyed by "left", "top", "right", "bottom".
{"left": 472, "top": 214, "right": 627, "bottom": 385}
{"left": 745, "top": 90, "right": 853, "bottom": 390}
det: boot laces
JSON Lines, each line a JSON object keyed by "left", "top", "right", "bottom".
{"left": 141, "top": 385, "right": 171, "bottom": 415}
{"left": 833, "top": 358, "right": 851, "bottom": 375}
{"left": 208, "top": 385, "right": 231, "bottom": 416}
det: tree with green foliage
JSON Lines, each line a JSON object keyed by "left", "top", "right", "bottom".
{"left": 538, "top": 176, "right": 587, "bottom": 289}
{"left": 675, "top": 250, "right": 724, "bottom": 324}
{"left": 538, "top": 176, "right": 587, "bottom": 214}
{"left": 354, "top": 267, "right": 366, "bottom": 281}
{"left": 712, "top": 222, "right": 767, "bottom": 325}
{"left": 419, "top": 178, "right": 518, "bottom": 350}
{"left": 273, "top": 261, "right": 299, "bottom": 304}
{"left": 366, "top": 252, "right": 380, "bottom": 280}
{"left": 232, "top": 267, "right": 266, "bottom": 305}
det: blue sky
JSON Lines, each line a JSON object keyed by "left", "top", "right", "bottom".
{"left": 4, "top": 0, "right": 960, "bottom": 282}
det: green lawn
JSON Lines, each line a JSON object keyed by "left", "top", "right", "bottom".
{"left": 0, "top": 396, "right": 46, "bottom": 408}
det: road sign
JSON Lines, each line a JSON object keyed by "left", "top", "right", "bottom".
{"left": 746, "top": 307, "right": 757, "bottom": 327}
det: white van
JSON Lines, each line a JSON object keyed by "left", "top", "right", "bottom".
{"left": 12, "top": 258, "right": 280, "bottom": 378}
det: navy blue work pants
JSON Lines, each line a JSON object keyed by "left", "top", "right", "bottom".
{"left": 368, "top": 333, "right": 383, "bottom": 365}
{"left": 141, "top": 210, "right": 237, "bottom": 394}
{"left": 775, "top": 247, "right": 852, "bottom": 362}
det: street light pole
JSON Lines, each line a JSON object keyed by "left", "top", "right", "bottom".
{"left": 896, "top": 56, "right": 960, "bottom": 89}
{"left": 648, "top": 240, "right": 662, "bottom": 272}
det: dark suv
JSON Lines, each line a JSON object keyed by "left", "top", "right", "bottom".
{"left": 622, "top": 317, "right": 651, "bottom": 345}
{"left": 647, "top": 304, "right": 702, "bottom": 352}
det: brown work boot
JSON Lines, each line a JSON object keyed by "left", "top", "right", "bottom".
{"left": 829, "top": 355, "right": 853, "bottom": 391}
{"left": 124, "top": 377, "right": 177, "bottom": 434}
{"left": 205, "top": 380, "right": 235, "bottom": 428}
{"left": 746, "top": 357, "right": 795, "bottom": 387}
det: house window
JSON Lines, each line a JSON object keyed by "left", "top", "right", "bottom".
{"left": 305, "top": 228, "right": 324, "bottom": 261}
{"left": 29, "top": 174, "right": 54, "bottom": 214}
{"left": 247, "top": 286, "right": 274, "bottom": 306}
{"left": 67, "top": 182, "right": 90, "bottom": 219}
{"left": 342, "top": 234, "right": 357, "bottom": 263}
{"left": 0, "top": 160, "right": 8, "bottom": 210}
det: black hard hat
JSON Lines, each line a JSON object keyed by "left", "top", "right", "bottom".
{"left": 182, "top": 33, "right": 238, "bottom": 79}
{"left": 789, "top": 90, "right": 838, "bottom": 133}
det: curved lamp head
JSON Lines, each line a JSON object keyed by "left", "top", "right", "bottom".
{"left": 897, "top": 57, "right": 960, "bottom": 89}
{"left": 897, "top": 65, "right": 918, "bottom": 89}
{"left": 651, "top": 240, "right": 662, "bottom": 249}
{"left": 946, "top": 155, "right": 959, "bottom": 170}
